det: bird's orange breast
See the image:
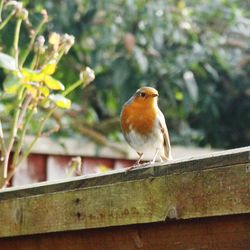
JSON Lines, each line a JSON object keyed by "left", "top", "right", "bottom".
{"left": 121, "top": 100, "right": 157, "bottom": 135}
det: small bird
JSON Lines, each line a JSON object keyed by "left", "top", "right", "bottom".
{"left": 120, "top": 86, "right": 172, "bottom": 166}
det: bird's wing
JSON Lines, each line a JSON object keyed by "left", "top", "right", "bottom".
{"left": 158, "top": 110, "right": 172, "bottom": 160}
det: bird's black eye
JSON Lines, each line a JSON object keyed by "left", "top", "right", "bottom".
{"left": 140, "top": 92, "right": 146, "bottom": 97}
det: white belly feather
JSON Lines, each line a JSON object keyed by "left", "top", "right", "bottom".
{"left": 125, "top": 118, "right": 164, "bottom": 154}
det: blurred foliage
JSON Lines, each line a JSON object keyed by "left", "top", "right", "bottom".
{"left": 1, "top": 0, "right": 250, "bottom": 149}
{"left": 0, "top": 1, "right": 96, "bottom": 186}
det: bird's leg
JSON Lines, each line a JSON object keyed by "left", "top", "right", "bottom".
{"left": 151, "top": 149, "right": 160, "bottom": 164}
{"left": 126, "top": 152, "right": 143, "bottom": 170}
{"left": 135, "top": 152, "right": 143, "bottom": 165}
{"left": 159, "top": 155, "right": 163, "bottom": 162}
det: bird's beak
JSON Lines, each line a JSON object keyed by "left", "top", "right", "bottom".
{"left": 151, "top": 93, "right": 159, "bottom": 98}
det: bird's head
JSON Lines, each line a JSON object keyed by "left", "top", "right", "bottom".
{"left": 133, "top": 86, "right": 159, "bottom": 107}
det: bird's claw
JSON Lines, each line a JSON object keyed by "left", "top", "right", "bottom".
{"left": 126, "top": 163, "right": 140, "bottom": 171}
{"left": 126, "top": 161, "right": 152, "bottom": 171}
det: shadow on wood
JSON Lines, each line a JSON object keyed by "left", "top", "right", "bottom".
{"left": 1, "top": 214, "right": 250, "bottom": 250}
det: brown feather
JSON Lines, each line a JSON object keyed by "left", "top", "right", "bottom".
{"left": 159, "top": 121, "right": 172, "bottom": 160}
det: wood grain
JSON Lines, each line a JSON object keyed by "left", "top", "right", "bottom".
{"left": 0, "top": 214, "right": 249, "bottom": 250}
{"left": 1, "top": 146, "right": 249, "bottom": 200}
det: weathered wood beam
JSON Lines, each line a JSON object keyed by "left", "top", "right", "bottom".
{"left": 0, "top": 214, "right": 249, "bottom": 250}
{"left": 0, "top": 146, "right": 249, "bottom": 238}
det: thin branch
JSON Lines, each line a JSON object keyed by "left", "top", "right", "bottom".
{"left": 43, "top": 45, "right": 64, "bottom": 65}
{"left": 72, "top": 121, "right": 127, "bottom": 156}
{"left": 12, "top": 105, "right": 35, "bottom": 167}
{"left": 93, "top": 117, "right": 120, "bottom": 133}
{"left": 20, "top": 18, "right": 46, "bottom": 67}
{"left": 15, "top": 76, "right": 88, "bottom": 169}
{"left": 0, "top": 10, "right": 15, "bottom": 30}
{"left": 30, "top": 51, "right": 41, "bottom": 70}
{"left": 3, "top": 87, "right": 25, "bottom": 178}
{"left": 41, "top": 125, "right": 60, "bottom": 137}
{"left": 50, "top": 110, "right": 63, "bottom": 127}
{"left": 67, "top": 156, "right": 82, "bottom": 177}
{"left": 13, "top": 18, "right": 22, "bottom": 69}
{"left": 16, "top": 94, "right": 33, "bottom": 129}
{"left": 17, "top": 107, "right": 56, "bottom": 166}
{"left": 2, "top": 18, "right": 24, "bottom": 178}
{"left": 2, "top": 166, "right": 15, "bottom": 189}
{"left": 0, "top": 119, "right": 6, "bottom": 155}
{"left": 0, "top": 0, "right": 4, "bottom": 23}
{"left": 56, "top": 47, "right": 67, "bottom": 63}
{"left": 61, "top": 79, "right": 83, "bottom": 97}
{"left": 61, "top": 66, "right": 94, "bottom": 97}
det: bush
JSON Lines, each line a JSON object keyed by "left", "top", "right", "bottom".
{"left": 0, "top": 1, "right": 94, "bottom": 187}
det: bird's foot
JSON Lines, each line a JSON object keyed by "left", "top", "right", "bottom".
{"left": 148, "top": 160, "right": 156, "bottom": 165}
{"left": 126, "top": 162, "right": 140, "bottom": 171}
{"left": 126, "top": 161, "right": 150, "bottom": 171}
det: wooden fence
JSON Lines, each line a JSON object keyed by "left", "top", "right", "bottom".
{"left": 0, "top": 146, "right": 249, "bottom": 249}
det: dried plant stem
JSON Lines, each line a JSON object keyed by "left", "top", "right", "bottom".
{"left": 72, "top": 121, "right": 127, "bottom": 156}
{"left": 3, "top": 87, "right": 25, "bottom": 178}
{"left": 12, "top": 94, "right": 33, "bottom": 167}
{"left": 16, "top": 78, "right": 88, "bottom": 167}
{"left": 0, "top": 120, "right": 6, "bottom": 184}
{"left": 17, "top": 107, "right": 56, "bottom": 166}
{"left": 12, "top": 105, "right": 35, "bottom": 167}
{"left": 2, "top": 19, "right": 25, "bottom": 178}
{"left": 16, "top": 94, "right": 33, "bottom": 128}
{"left": 41, "top": 125, "right": 60, "bottom": 137}
{"left": 2, "top": 164, "right": 15, "bottom": 188}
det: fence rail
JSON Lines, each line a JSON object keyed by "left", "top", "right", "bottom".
{"left": 0, "top": 146, "right": 249, "bottom": 249}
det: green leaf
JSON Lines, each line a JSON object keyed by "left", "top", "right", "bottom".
{"left": 44, "top": 76, "right": 65, "bottom": 90}
{"left": 49, "top": 94, "right": 71, "bottom": 109}
{"left": 175, "top": 91, "right": 184, "bottom": 101}
{"left": 0, "top": 52, "right": 17, "bottom": 71}
{"left": 3, "top": 75, "right": 21, "bottom": 94}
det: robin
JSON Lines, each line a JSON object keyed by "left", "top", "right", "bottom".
{"left": 120, "top": 86, "right": 172, "bottom": 167}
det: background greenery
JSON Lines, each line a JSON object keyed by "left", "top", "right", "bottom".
{"left": 1, "top": 0, "right": 250, "bottom": 149}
